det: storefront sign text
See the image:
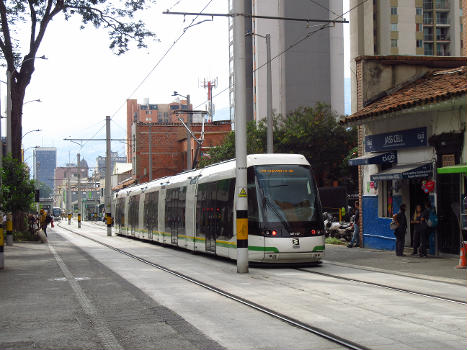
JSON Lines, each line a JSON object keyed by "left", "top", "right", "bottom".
{"left": 365, "top": 127, "right": 427, "bottom": 152}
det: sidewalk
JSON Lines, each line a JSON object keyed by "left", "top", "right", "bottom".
{"left": 324, "top": 243, "right": 467, "bottom": 285}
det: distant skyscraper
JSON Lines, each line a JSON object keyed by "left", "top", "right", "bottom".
{"left": 228, "top": 0, "right": 345, "bottom": 120}
{"left": 33, "top": 147, "right": 57, "bottom": 198}
{"left": 96, "top": 152, "right": 127, "bottom": 178}
{"left": 350, "top": 0, "right": 464, "bottom": 113}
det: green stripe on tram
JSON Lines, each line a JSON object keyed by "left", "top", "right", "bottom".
{"left": 312, "top": 245, "right": 325, "bottom": 252}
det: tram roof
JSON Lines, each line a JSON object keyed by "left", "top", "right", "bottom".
{"left": 116, "top": 154, "right": 309, "bottom": 197}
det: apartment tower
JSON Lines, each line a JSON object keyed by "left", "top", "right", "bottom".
{"left": 350, "top": 0, "right": 464, "bottom": 113}
{"left": 228, "top": 0, "right": 345, "bottom": 121}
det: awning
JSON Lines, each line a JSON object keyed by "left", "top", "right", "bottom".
{"left": 437, "top": 164, "right": 467, "bottom": 174}
{"left": 370, "top": 163, "right": 432, "bottom": 181}
{"left": 348, "top": 151, "right": 397, "bottom": 166}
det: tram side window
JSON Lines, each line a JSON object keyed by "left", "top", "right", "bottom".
{"left": 129, "top": 195, "right": 140, "bottom": 228}
{"left": 115, "top": 198, "right": 125, "bottom": 226}
{"left": 144, "top": 191, "right": 158, "bottom": 231}
{"left": 197, "top": 182, "right": 216, "bottom": 238}
{"left": 165, "top": 187, "right": 186, "bottom": 233}
{"left": 165, "top": 190, "right": 173, "bottom": 233}
{"left": 247, "top": 167, "right": 259, "bottom": 222}
{"left": 216, "top": 179, "right": 235, "bottom": 240}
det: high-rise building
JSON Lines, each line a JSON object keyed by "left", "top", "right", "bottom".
{"left": 96, "top": 152, "right": 126, "bottom": 178}
{"left": 33, "top": 147, "right": 57, "bottom": 199}
{"left": 463, "top": 0, "right": 467, "bottom": 56}
{"left": 350, "top": 0, "right": 464, "bottom": 113}
{"left": 228, "top": 0, "right": 345, "bottom": 120}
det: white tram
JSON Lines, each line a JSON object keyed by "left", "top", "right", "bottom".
{"left": 113, "top": 154, "right": 325, "bottom": 263}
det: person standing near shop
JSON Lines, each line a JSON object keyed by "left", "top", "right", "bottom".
{"left": 393, "top": 204, "right": 407, "bottom": 256}
{"left": 411, "top": 204, "right": 427, "bottom": 257}
{"left": 347, "top": 201, "right": 360, "bottom": 248}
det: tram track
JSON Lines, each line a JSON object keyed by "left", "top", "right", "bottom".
{"left": 296, "top": 268, "right": 467, "bottom": 305}
{"left": 79, "top": 221, "right": 466, "bottom": 305}
{"left": 58, "top": 222, "right": 370, "bottom": 350}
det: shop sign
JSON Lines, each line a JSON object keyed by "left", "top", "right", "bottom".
{"left": 365, "top": 127, "right": 427, "bottom": 152}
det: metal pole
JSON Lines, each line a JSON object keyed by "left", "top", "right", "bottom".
{"left": 77, "top": 153, "right": 81, "bottom": 228}
{"left": 0, "top": 80, "right": 3, "bottom": 268}
{"left": 67, "top": 169, "right": 71, "bottom": 225}
{"left": 266, "top": 33, "right": 273, "bottom": 154}
{"left": 6, "top": 70, "right": 12, "bottom": 155}
{"left": 187, "top": 94, "right": 192, "bottom": 170}
{"left": 148, "top": 121, "right": 152, "bottom": 181}
{"left": 234, "top": 0, "right": 249, "bottom": 273}
{"left": 105, "top": 116, "right": 112, "bottom": 236}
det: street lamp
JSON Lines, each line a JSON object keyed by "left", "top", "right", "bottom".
{"left": 172, "top": 91, "right": 192, "bottom": 170}
{"left": 21, "top": 129, "right": 41, "bottom": 140}
{"left": 23, "top": 98, "right": 42, "bottom": 105}
{"left": 64, "top": 138, "right": 83, "bottom": 228}
{"left": 247, "top": 32, "right": 273, "bottom": 153}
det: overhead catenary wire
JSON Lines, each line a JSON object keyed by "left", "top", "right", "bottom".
{"left": 196, "top": 0, "right": 369, "bottom": 110}
{"left": 110, "top": 0, "right": 215, "bottom": 119}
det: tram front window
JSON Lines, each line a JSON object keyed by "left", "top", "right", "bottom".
{"left": 255, "top": 165, "right": 321, "bottom": 229}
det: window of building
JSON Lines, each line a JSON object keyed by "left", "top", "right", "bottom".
{"left": 379, "top": 181, "right": 393, "bottom": 218}
{"left": 391, "top": 23, "right": 398, "bottom": 31}
{"left": 416, "top": 7, "right": 423, "bottom": 16}
{"left": 416, "top": 23, "right": 423, "bottom": 32}
{"left": 391, "top": 7, "right": 397, "bottom": 15}
{"left": 391, "top": 39, "right": 398, "bottom": 47}
{"left": 416, "top": 39, "right": 423, "bottom": 48}
{"left": 424, "top": 42, "right": 434, "bottom": 55}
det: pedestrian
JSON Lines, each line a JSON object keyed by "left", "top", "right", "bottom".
{"left": 393, "top": 203, "right": 407, "bottom": 256}
{"left": 347, "top": 201, "right": 360, "bottom": 248}
{"left": 420, "top": 199, "right": 433, "bottom": 257}
{"left": 411, "top": 204, "right": 427, "bottom": 256}
{"left": 40, "top": 210, "right": 52, "bottom": 237}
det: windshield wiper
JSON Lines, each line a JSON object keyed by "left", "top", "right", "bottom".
{"left": 261, "top": 192, "right": 289, "bottom": 231}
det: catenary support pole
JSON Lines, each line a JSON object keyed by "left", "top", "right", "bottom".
{"left": 77, "top": 153, "right": 81, "bottom": 228}
{"left": 105, "top": 116, "right": 112, "bottom": 236}
{"left": 6, "top": 70, "right": 12, "bottom": 155}
{"left": 0, "top": 82, "right": 3, "bottom": 269}
{"left": 234, "top": 0, "right": 249, "bottom": 273}
{"left": 67, "top": 169, "right": 71, "bottom": 225}
{"left": 266, "top": 33, "right": 273, "bottom": 154}
{"left": 186, "top": 94, "right": 191, "bottom": 170}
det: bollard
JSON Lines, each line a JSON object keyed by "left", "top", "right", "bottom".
{"left": 6, "top": 213, "right": 13, "bottom": 246}
{"left": 68, "top": 213, "right": 71, "bottom": 225}
{"left": 78, "top": 213, "right": 81, "bottom": 228}
{"left": 455, "top": 241, "right": 467, "bottom": 269}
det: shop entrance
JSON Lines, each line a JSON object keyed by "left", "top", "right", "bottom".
{"left": 409, "top": 179, "right": 429, "bottom": 246}
{"left": 437, "top": 174, "right": 461, "bottom": 254}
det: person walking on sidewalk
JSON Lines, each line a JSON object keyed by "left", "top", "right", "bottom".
{"left": 347, "top": 201, "right": 360, "bottom": 248}
{"left": 393, "top": 204, "right": 407, "bottom": 256}
{"left": 411, "top": 204, "right": 427, "bottom": 256}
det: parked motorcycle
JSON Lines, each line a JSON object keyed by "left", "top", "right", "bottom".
{"left": 323, "top": 212, "right": 354, "bottom": 242}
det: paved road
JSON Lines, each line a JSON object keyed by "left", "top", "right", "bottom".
{"left": 63, "top": 221, "right": 467, "bottom": 350}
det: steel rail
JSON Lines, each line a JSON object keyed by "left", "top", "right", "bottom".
{"left": 58, "top": 223, "right": 371, "bottom": 350}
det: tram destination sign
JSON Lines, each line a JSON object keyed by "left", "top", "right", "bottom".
{"left": 365, "top": 127, "right": 427, "bottom": 153}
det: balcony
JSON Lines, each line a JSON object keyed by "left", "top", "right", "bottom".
{"left": 424, "top": 34, "right": 434, "bottom": 41}
{"left": 423, "top": 1, "right": 433, "bottom": 10}
{"left": 423, "top": 17, "right": 434, "bottom": 25}
{"left": 434, "top": 1, "right": 449, "bottom": 10}
{"left": 436, "top": 34, "right": 450, "bottom": 41}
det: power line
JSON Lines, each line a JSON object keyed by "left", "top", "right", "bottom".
{"left": 110, "top": 0, "right": 215, "bottom": 118}
{"left": 196, "top": 0, "right": 369, "bottom": 110}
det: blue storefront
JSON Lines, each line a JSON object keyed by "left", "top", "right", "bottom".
{"left": 351, "top": 127, "right": 435, "bottom": 251}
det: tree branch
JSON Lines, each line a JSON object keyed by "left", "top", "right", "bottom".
{"left": 0, "top": 0, "right": 15, "bottom": 69}
{"left": 28, "top": 0, "right": 37, "bottom": 52}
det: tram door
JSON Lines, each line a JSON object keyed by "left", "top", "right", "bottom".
{"left": 166, "top": 187, "right": 186, "bottom": 246}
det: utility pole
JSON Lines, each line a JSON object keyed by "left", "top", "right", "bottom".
{"left": 234, "top": 0, "right": 249, "bottom": 273}
{"left": 77, "top": 153, "right": 81, "bottom": 228}
{"left": 186, "top": 94, "right": 191, "bottom": 170}
{"left": 266, "top": 33, "right": 273, "bottom": 153}
{"left": 67, "top": 169, "right": 71, "bottom": 225}
{"left": 148, "top": 119, "right": 152, "bottom": 181}
{"left": 0, "top": 81, "right": 3, "bottom": 270}
{"left": 105, "top": 116, "right": 112, "bottom": 236}
{"left": 6, "top": 69, "right": 12, "bottom": 155}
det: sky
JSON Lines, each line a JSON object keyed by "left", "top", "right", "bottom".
{"left": 3, "top": 0, "right": 351, "bottom": 174}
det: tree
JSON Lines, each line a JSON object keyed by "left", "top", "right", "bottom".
{"left": 1, "top": 155, "right": 35, "bottom": 214}
{"left": 38, "top": 181, "right": 53, "bottom": 199}
{"left": 0, "top": 0, "right": 156, "bottom": 160}
{"left": 199, "top": 103, "right": 357, "bottom": 190}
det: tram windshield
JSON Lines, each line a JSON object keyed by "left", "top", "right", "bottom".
{"left": 255, "top": 165, "right": 320, "bottom": 224}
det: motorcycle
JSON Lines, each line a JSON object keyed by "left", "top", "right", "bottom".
{"left": 323, "top": 212, "right": 354, "bottom": 242}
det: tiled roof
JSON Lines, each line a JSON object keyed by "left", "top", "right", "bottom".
{"left": 342, "top": 66, "right": 467, "bottom": 124}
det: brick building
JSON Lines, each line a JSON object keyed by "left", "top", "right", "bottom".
{"left": 463, "top": 0, "right": 467, "bottom": 56}
{"left": 127, "top": 99, "right": 232, "bottom": 183}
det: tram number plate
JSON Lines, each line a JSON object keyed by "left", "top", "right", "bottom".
{"left": 292, "top": 238, "right": 300, "bottom": 248}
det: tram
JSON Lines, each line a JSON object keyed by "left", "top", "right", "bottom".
{"left": 113, "top": 154, "right": 325, "bottom": 263}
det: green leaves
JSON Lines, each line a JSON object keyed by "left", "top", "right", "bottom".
{"left": 1, "top": 155, "right": 36, "bottom": 213}
{"left": 199, "top": 103, "right": 357, "bottom": 189}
